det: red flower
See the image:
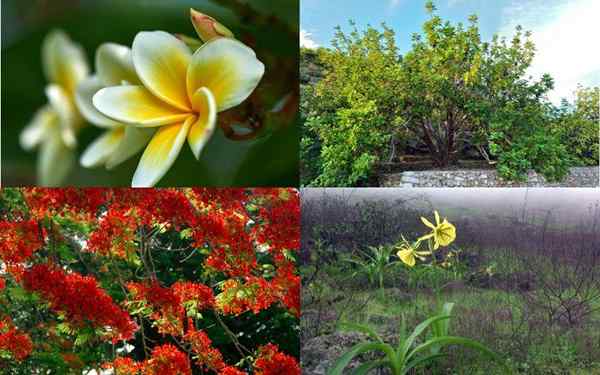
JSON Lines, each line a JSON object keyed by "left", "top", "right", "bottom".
{"left": 0, "top": 318, "right": 33, "bottom": 361}
{"left": 23, "top": 264, "right": 137, "bottom": 342}
{"left": 184, "top": 324, "right": 225, "bottom": 371}
{"left": 254, "top": 344, "right": 300, "bottom": 375}
{"left": 0, "top": 219, "right": 44, "bottom": 264}
{"left": 144, "top": 344, "right": 191, "bottom": 375}
{"left": 220, "top": 366, "right": 247, "bottom": 375}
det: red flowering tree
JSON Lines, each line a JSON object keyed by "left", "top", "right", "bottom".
{"left": 0, "top": 188, "right": 300, "bottom": 374}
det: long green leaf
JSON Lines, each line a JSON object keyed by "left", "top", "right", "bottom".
{"left": 408, "top": 336, "right": 509, "bottom": 372}
{"left": 398, "top": 314, "right": 450, "bottom": 359}
{"left": 351, "top": 359, "right": 390, "bottom": 375}
{"left": 402, "top": 353, "right": 447, "bottom": 374}
{"left": 328, "top": 342, "right": 394, "bottom": 375}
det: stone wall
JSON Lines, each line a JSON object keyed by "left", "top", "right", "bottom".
{"left": 380, "top": 167, "right": 599, "bottom": 187}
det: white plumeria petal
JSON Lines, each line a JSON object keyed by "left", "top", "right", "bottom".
{"left": 106, "top": 126, "right": 156, "bottom": 170}
{"left": 188, "top": 87, "right": 217, "bottom": 159}
{"left": 186, "top": 38, "right": 264, "bottom": 112}
{"left": 80, "top": 127, "right": 125, "bottom": 168}
{"left": 42, "top": 30, "right": 89, "bottom": 96}
{"left": 75, "top": 76, "right": 121, "bottom": 128}
{"left": 93, "top": 85, "right": 189, "bottom": 127}
{"left": 132, "top": 31, "right": 192, "bottom": 111}
{"left": 45, "top": 84, "right": 78, "bottom": 147}
{"left": 38, "top": 131, "right": 75, "bottom": 186}
{"left": 131, "top": 116, "right": 194, "bottom": 187}
{"left": 96, "top": 43, "right": 140, "bottom": 87}
{"left": 20, "top": 105, "right": 57, "bottom": 150}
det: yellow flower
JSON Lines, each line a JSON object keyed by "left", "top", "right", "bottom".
{"left": 396, "top": 237, "right": 430, "bottom": 267}
{"left": 75, "top": 43, "right": 154, "bottom": 169}
{"left": 92, "top": 25, "right": 264, "bottom": 187}
{"left": 20, "top": 30, "right": 89, "bottom": 186}
{"left": 419, "top": 211, "right": 456, "bottom": 250}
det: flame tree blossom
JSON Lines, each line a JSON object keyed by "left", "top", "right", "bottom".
{"left": 0, "top": 188, "right": 299, "bottom": 373}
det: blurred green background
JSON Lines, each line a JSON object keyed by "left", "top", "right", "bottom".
{"left": 1, "top": 0, "right": 299, "bottom": 187}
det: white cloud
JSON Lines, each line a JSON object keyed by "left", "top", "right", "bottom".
{"left": 389, "top": 0, "right": 402, "bottom": 8}
{"left": 498, "top": 0, "right": 600, "bottom": 104}
{"left": 300, "top": 29, "right": 319, "bottom": 49}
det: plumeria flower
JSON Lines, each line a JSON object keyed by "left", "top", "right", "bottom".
{"left": 75, "top": 43, "right": 155, "bottom": 169}
{"left": 20, "top": 30, "right": 89, "bottom": 186}
{"left": 92, "top": 24, "right": 265, "bottom": 187}
{"left": 419, "top": 211, "right": 457, "bottom": 250}
{"left": 396, "top": 236, "right": 430, "bottom": 267}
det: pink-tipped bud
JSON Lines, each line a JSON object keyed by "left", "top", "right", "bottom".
{"left": 190, "top": 8, "right": 234, "bottom": 42}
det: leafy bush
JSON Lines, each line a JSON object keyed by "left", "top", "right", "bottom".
{"left": 301, "top": 1, "right": 595, "bottom": 186}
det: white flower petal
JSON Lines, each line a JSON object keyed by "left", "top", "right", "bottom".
{"left": 186, "top": 38, "right": 264, "bottom": 112}
{"left": 80, "top": 127, "right": 125, "bottom": 168}
{"left": 45, "top": 84, "right": 79, "bottom": 147}
{"left": 38, "top": 132, "right": 75, "bottom": 186}
{"left": 75, "top": 76, "right": 121, "bottom": 128}
{"left": 42, "top": 30, "right": 89, "bottom": 96}
{"left": 188, "top": 87, "right": 217, "bottom": 159}
{"left": 132, "top": 31, "right": 192, "bottom": 111}
{"left": 20, "top": 105, "right": 57, "bottom": 150}
{"left": 93, "top": 85, "right": 189, "bottom": 127}
{"left": 131, "top": 116, "right": 195, "bottom": 187}
{"left": 106, "top": 126, "right": 156, "bottom": 170}
{"left": 96, "top": 43, "right": 140, "bottom": 86}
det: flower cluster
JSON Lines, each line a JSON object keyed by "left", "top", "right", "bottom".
{"left": 22, "top": 9, "right": 264, "bottom": 187}
{"left": 23, "top": 264, "right": 137, "bottom": 342}
{"left": 106, "top": 344, "right": 191, "bottom": 374}
{"left": 0, "top": 219, "right": 44, "bottom": 264}
{"left": 184, "top": 323, "right": 227, "bottom": 371}
{"left": 396, "top": 210, "right": 457, "bottom": 267}
{"left": 0, "top": 317, "right": 33, "bottom": 361}
{"left": 254, "top": 344, "right": 301, "bottom": 375}
{"left": 1, "top": 188, "right": 299, "bottom": 372}
{"left": 126, "top": 280, "right": 214, "bottom": 336}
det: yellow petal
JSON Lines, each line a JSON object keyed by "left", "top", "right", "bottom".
{"left": 75, "top": 76, "right": 121, "bottom": 128}
{"left": 96, "top": 43, "right": 140, "bottom": 86}
{"left": 434, "top": 211, "right": 441, "bottom": 226}
{"left": 188, "top": 87, "right": 217, "bottom": 159}
{"left": 42, "top": 30, "right": 89, "bottom": 96}
{"left": 186, "top": 38, "right": 264, "bottom": 112}
{"left": 132, "top": 31, "right": 191, "bottom": 111}
{"left": 80, "top": 127, "right": 125, "bottom": 168}
{"left": 397, "top": 249, "right": 416, "bottom": 267}
{"left": 131, "top": 116, "right": 194, "bottom": 187}
{"left": 45, "top": 84, "right": 79, "bottom": 147}
{"left": 106, "top": 126, "right": 156, "bottom": 170}
{"left": 20, "top": 105, "right": 57, "bottom": 150}
{"left": 38, "top": 131, "right": 75, "bottom": 187}
{"left": 93, "top": 85, "right": 189, "bottom": 127}
{"left": 421, "top": 216, "right": 436, "bottom": 229}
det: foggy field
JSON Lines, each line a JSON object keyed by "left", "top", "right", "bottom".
{"left": 300, "top": 188, "right": 600, "bottom": 374}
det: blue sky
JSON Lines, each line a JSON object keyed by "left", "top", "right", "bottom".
{"left": 301, "top": 0, "right": 600, "bottom": 103}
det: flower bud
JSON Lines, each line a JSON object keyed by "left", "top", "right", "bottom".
{"left": 190, "top": 8, "right": 234, "bottom": 42}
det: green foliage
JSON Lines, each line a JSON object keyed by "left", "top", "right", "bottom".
{"left": 551, "top": 86, "right": 600, "bottom": 166}
{"left": 301, "top": 23, "right": 403, "bottom": 186}
{"left": 328, "top": 303, "right": 506, "bottom": 375}
{"left": 301, "top": 2, "right": 594, "bottom": 186}
{"left": 345, "top": 245, "right": 399, "bottom": 298}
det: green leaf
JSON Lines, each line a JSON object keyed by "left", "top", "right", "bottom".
{"left": 328, "top": 342, "right": 394, "bottom": 375}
